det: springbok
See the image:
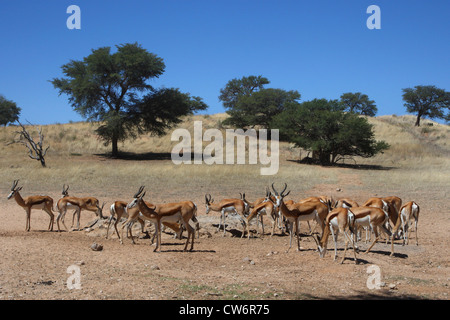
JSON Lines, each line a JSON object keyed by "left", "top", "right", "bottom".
{"left": 7, "top": 180, "right": 55, "bottom": 232}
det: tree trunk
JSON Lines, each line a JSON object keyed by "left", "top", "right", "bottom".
{"left": 319, "top": 152, "right": 331, "bottom": 166}
{"left": 415, "top": 114, "right": 421, "bottom": 126}
{"left": 111, "top": 134, "right": 119, "bottom": 158}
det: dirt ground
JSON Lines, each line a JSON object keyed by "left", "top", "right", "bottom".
{"left": 0, "top": 167, "right": 449, "bottom": 301}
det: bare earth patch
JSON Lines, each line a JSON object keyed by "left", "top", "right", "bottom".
{"left": 0, "top": 165, "right": 448, "bottom": 301}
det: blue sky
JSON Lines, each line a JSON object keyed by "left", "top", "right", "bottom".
{"left": 1, "top": 0, "right": 449, "bottom": 124}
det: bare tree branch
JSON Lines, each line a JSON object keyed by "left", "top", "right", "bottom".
{"left": 14, "top": 121, "right": 50, "bottom": 167}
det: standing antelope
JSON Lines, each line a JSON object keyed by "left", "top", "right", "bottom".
{"left": 315, "top": 207, "right": 358, "bottom": 264}
{"left": 126, "top": 186, "right": 196, "bottom": 252}
{"left": 271, "top": 183, "right": 328, "bottom": 252}
{"left": 240, "top": 188, "right": 270, "bottom": 215}
{"left": 56, "top": 186, "right": 105, "bottom": 231}
{"left": 7, "top": 180, "right": 55, "bottom": 232}
{"left": 399, "top": 201, "right": 420, "bottom": 246}
{"left": 204, "top": 194, "right": 247, "bottom": 237}
{"left": 106, "top": 200, "right": 147, "bottom": 243}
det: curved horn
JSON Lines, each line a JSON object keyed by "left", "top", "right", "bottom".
{"left": 134, "top": 186, "right": 145, "bottom": 198}
{"left": 271, "top": 183, "right": 279, "bottom": 196}
{"left": 280, "top": 183, "right": 287, "bottom": 196}
{"left": 11, "top": 180, "right": 19, "bottom": 191}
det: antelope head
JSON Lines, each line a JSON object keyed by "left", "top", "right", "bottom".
{"left": 312, "top": 234, "right": 326, "bottom": 258}
{"left": 127, "top": 186, "right": 146, "bottom": 209}
{"left": 96, "top": 202, "right": 106, "bottom": 219}
{"left": 7, "top": 180, "right": 22, "bottom": 200}
{"left": 204, "top": 194, "right": 214, "bottom": 214}
{"left": 271, "top": 183, "right": 290, "bottom": 207}
{"left": 61, "top": 184, "right": 70, "bottom": 198}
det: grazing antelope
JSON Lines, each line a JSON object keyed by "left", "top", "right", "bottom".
{"left": 245, "top": 190, "right": 276, "bottom": 239}
{"left": 7, "top": 180, "right": 55, "bottom": 232}
{"left": 382, "top": 196, "right": 402, "bottom": 234}
{"left": 205, "top": 194, "right": 247, "bottom": 237}
{"left": 315, "top": 207, "right": 358, "bottom": 264}
{"left": 334, "top": 198, "right": 372, "bottom": 243}
{"left": 348, "top": 206, "right": 393, "bottom": 255}
{"left": 55, "top": 186, "right": 105, "bottom": 231}
{"left": 334, "top": 198, "right": 359, "bottom": 209}
{"left": 271, "top": 183, "right": 328, "bottom": 252}
{"left": 399, "top": 201, "right": 420, "bottom": 246}
{"left": 126, "top": 186, "right": 196, "bottom": 252}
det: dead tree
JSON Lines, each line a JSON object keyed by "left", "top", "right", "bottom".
{"left": 16, "top": 121, "right": 50, "bottom": 167}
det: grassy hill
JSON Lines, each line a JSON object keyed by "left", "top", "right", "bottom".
{"left": 0, "top": 114, "right": 448, "bottom": 202}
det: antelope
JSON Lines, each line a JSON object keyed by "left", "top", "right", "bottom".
{"left": 56, "top": 184, "right": 80, "bottom": 229}
{"left": 382, "top": 196, "right": 402, "bottom": 234}
{"left": 7, "top": 180, "right": 55, "bottom": 232}
{"left": 272, "top": 184, "right": 329, "bottom": 234}
{"left": 335, "top": 198, "right": 359, "bottom": 209}
{"left": 271, "top": 183, "right": 328, "bottom": 252}
{"left": 106, "top": 200, "right": 147, "bottom": 244}
{"left": 315, "top": 206, "right": 358, "bottom": 264}
{"left": 245, "top": 190, "right": 276, "bottom": 239}
{"left": 240, "top": 192, "right": 266, "bottom": 215}
{"left": 399, "top": 201, "right": 420, "bottom": 246}
{"left": 348, "top": 206, "right": 393, "bottom": 255}
{"left": 55, "top": 186, "right": 105, "bottom": 231}
{"left": 334, "top": 198, "right": 371, "bottom": 243}
{"left": 126, "top": 186, "right": 196, "bottom": 252}
{"left": 295, "top": 196, "right": 333, "bottom": 234}
{"left": 205, "top": 194, "right": 247, "bottom": 237}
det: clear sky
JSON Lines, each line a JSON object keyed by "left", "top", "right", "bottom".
{"left": 1, "top": 0, "right": 449, "bottom": 124}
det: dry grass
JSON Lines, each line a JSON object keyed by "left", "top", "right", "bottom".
{"left": 0, "top": 114, "right": 448, "bottom": 204}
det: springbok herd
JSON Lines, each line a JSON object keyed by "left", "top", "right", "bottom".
{"left": 6, "top": 180, "right": 420, "bottom": 264}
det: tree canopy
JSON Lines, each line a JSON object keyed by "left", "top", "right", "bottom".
{"left": 340, "top": 92, "right": 377, "bottom": 116}
{"left": 219, "top": 75, "right": 300, "bottom": 129}
{"left": 272, "top": 99, "right": 389, "bottom": 165}
{"left": 402, "top": 85, "right": 450, "bottom": 126}
{"left": 51, "top": 43, "right": 207, "bottom": 156}
{"left": 0, "top": 95, "right": 21, "bottom": 126}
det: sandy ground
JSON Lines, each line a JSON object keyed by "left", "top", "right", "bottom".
{"left": 0, "top": 168, "right": 449, "bottom": 301}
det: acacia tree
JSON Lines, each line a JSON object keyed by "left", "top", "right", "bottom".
{"left": 0, "top": 95, "right": 21, "bottom": 126}
{"left": 340, "top": 92, "right": 377, "bottom": 116}
{"left": 402, "top": 85, "right": 450, "bottom": 126}
{"left": 219, "top": 75, "right": 300, "bottom": 129}
{"left": 272, "top": 99, "right": 389, "bottom": 165}
{"left": 51, "top": 43, "right": 207, "bottom": 157}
